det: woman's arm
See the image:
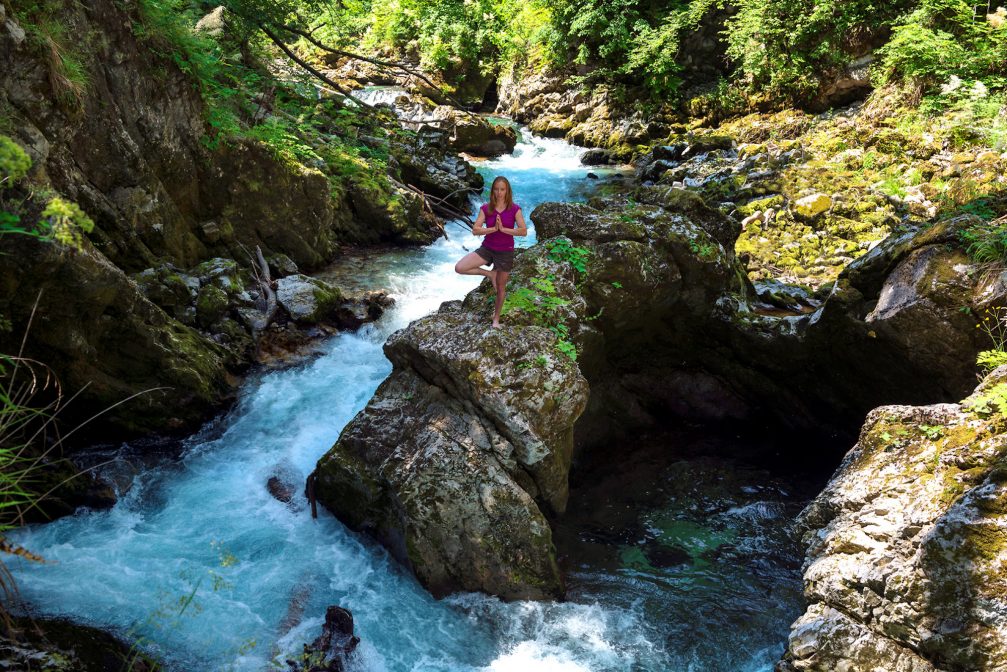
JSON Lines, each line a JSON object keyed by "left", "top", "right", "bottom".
{"left": 471, "top": 208, "right": 493, "bottom": 236}
{"left": 499, "top": 209, "right": 528, "bottom": 237}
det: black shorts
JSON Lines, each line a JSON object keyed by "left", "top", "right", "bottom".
{"left": 475, "top": 246, "right": 514, "bottom": 272}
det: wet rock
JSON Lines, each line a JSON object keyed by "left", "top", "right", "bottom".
{"left": 276, "top": 275, "right": 344, "bottom": 324}
{"left": 1, "top": 617, "right": 159, "bottom": 672}
{"left": 286, "top": 606, "right": 359, "bottom": 672}
{"left": 267, "top": 475, "right": 296, "bottom": 505}
{"left": 581, "top": 149, "right": 616, "bottom": 165}
{"left": 333, "top": 290, "right": 394, "bottom": 330}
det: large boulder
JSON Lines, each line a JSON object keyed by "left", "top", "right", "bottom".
{"left": 314, "top": 187, "right": 749, "bottom": 599}
{"left": 315, "top": 187, "right": 994, "bottom": 601}
{"left": 432, "top": 107, "right": 517, "bottom": 157}
{"left": 276, "top": 274, "right": 343, "bottom": 323}
{"left": 315, "top": 310, "right": 587, "bottom": 599}
{"left": 0, "top": 236, "right": 236, "bottom": 436}
{"left": 779, "top": 367, "right": 1007, "bottom": 671}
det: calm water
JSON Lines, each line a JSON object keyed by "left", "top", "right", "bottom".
{"left": 11, "top": 126, "right": 813, "bottom": 671}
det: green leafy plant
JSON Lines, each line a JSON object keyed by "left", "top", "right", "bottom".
{"left": 960, "top": 217, "right": 1007, "bottom": 264}
{"left": 964, "top": 382, "right": 1007, "bottom": 416}
{"left": 40, "top": 197, "right": 95, "bottom": 249}
{"left": 975, "top": 306, "right": 1007, "bottom": 373}
{"left": 545, "top": 237, "right": 591, "bottom": 273}
{"left": 919, "top": 424, "right": 945, "bottom": 440}
{"left": 502, "top": 269, "right": 578, "bottom": 360}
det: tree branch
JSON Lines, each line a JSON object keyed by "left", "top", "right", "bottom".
{"left": 259, "top": 24, "right": 373, "bottom": 111}
{"left": 278, "top": 24, "right": 479, "bottom": 116}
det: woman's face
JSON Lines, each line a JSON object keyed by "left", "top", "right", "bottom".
{"left": 493, "top": 181, "right": 507, "bottom": 203}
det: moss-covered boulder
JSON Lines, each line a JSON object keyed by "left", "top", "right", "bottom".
{"left": 431, "top": 107, "right": 517, "bottom": 157}
{"left": 276, "top": 274, "right": 344, "bottom": 324}
{"left": 0, "top": 236, "right": 236, "bottom": 437}
{"left": 779, "top": 367, "right": 1007, "bottom": 671}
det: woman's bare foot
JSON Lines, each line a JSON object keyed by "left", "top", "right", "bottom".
{"left": 489, "top": 270, "right": 499, "bottom": 293}
{"left": 492, "top": 320, "right": 501, "bottom": 328}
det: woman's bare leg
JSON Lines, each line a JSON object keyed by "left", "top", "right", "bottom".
{"left": 492, "top": 271, "right": 509, "bottom": 328}
{"left": 455, "top": 252, "right": 497, "bottom": 291}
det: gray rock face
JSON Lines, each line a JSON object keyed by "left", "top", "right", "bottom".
{"left": 316, "top": 313, "right": 586, "bottom": 599}
{"left": 780, "top": 369, "right": 1007, "bottom": 671}
{"left": 276, "top": 275, "right": 343, "bottom": 323}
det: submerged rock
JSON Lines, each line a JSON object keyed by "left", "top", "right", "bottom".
{"left": 779, "top": 367, "right": 1007, "bottom": 671}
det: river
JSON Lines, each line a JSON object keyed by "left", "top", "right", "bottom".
{"left": 10, "top": 121, "right": 821, "bottom": 672}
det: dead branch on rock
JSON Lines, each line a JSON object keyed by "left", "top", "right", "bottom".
{"left": 403, "top": 184, "right": 475, "bottom": 231}
{"left": 245, "top": 244, "right": 278, "bottom": 349}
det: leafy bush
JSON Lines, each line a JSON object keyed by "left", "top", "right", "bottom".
{"left": 877, "top": 0, "right": 1007, "bottom": 94}
{"left": 0, "top": 137, "right": 31, "bottom": 187}
{"left": 975, "top": 306, "right": 1007, "bottom": 374}
{"left": 725, "top": 0, "right": 913, "bottom": 102}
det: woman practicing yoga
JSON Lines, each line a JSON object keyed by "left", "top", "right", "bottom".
{"left": 454, "top": 176, "right": 528, "bottom": 328}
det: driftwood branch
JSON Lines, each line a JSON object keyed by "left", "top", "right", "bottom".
{"left": 243, "top": 244, "right": 279, "bottom": 351}
{"left": 404, "top": 184, "right": 474, "bottom": 230}
{"left": 260, "top": 24, "right": 373, "bottom": 110}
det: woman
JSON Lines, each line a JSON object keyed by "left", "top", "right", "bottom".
{"left": 454, "top": 176, "right": 528, "bottom": 328}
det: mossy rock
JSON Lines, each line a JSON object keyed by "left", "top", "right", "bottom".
{"left": 195, "top": 284, "right": 229, "bottom": 328}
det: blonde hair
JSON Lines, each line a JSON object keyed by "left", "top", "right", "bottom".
{"left": 489, "top": 176, "right": 514, "bottom": 211}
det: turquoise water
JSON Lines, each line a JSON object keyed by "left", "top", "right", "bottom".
{"left": 10, "top": 131, "right": 806, "bottom": 671}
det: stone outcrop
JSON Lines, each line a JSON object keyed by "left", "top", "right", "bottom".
{"left": 0, "top": 234, "right": 236, "bottom": 434}
{"left": 779, "top": 368, "right": 1007, "bottom": 671}
{"left": 315, "top": 186, "right": 994, "bottom": 600}
{"left": 314, "top": 187, "right": 750, "bottom": 599}
{"left": 315, "top": 312, "right": 588, "bottom": 599}
{"left": 497, "top": 69, "right": 672, "bottom": 161}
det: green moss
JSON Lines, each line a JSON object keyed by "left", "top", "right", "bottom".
{"left": 195, "top": 284, "right": 228, "bottom": 328}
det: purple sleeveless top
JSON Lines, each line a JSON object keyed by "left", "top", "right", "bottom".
{"left": 481, "top": 203, "right": 521, "bottom": 251}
